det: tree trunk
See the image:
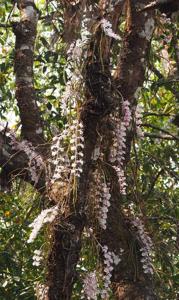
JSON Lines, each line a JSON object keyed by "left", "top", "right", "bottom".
{"left": 13, "top": 0, "right": 44, "bottom": 147}
{"left": 45, "top": 1, "right": 157, "bottom": 299}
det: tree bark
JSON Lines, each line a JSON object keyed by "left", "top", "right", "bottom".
{"left": 0, "top": 0, "right": 160, "bottom": 299}
{"left": 13, "top": 0, "right": 44, "bottom": 147}
{"left": 0, "top": 130, "right": 45, "bottom": 191}
{"left": 45, "top": 1, "right": 157, "bottom": 299}
{"left": 100, "top": 1, "right": 156, "bottom": 298}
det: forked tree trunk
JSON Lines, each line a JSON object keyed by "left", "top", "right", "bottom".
{"left": 0, "top": 0, "right": 158, "bottom": 299}
{"left": 45, "top": 1, "right": 157, "bottom": 299}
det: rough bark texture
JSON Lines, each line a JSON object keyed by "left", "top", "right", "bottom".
{"left": 46, "top": 2, "right": 117, "bottom": 298}
{"left": 0, "top": 0, "right": 160, "bottom": 299}
{"left": 13, "top": 0, "right": 44, "bottom": 147}
{"left": 0, "top": 131, "right": 45, "bottom": 191}
{"left": 100, "top": 1, "right": 156, "bottom": 298}
{"left": 46, "top": 1, "right": 156, "bottom": 299}
{"left": 62, "top": 0, "right": 86, "bottom": 45}
{"left": 46, "top": 59, "right": 111, "bottom": 300}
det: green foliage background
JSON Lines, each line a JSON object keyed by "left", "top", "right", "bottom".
{"left": 0, "top": 1, "right": 178, "bottom": 299}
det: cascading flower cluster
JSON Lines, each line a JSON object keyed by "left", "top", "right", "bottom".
{"left": 9, "top": 132, "right": 44, "bottom": 184}
{"left": 60, "top": 71, "right": 84, "bottom": 117}
{"left": 135, "top": 105, "right": 144, "bottom": 138}
{"left": 110, "top": 100, "right": 132, "bottom": 194}
{"left": 101, "top": 245, "right": 121, "bottom": 299}
{"left": 114, "top": 121, "right": 127, "bottom": 194}
{"left": 60, "top": 12, "right": 90, "bottom": 117}
{"left": 70, "top": 120, "right": 84, "bottom": 177}
{"left": 32, "top": 249, "right": 43, "bottom": 267}
{"left": 50, "top": 119, "right": 84, "bottom": 184}
{"left": 27, "top": 205, "right": 58, "bottom": 243}
{"left": 61, "top": 39, "right": 85, "bottom": 117}
{"left": 51, "top": 10, "right": 88, "bottom": 184}
{"left": 83, "top": 271, "right": 99, "bottom": 300}
{"left": 50, "top": 125, "right": 70, "bottom": 183}
{"left": 34, "top": 283, "right": 48, "bottom": 300}
{"left": 131, "top": 217, "right": 153, "bottom": 275}
{"left": 97, "top": 182, "right": 111, "bottom": 230}
{"left": 90, "top": 171, "right": 111, "bottom": 230}
{"left": 82, "top": 246, "right": 121, "bottom": 300}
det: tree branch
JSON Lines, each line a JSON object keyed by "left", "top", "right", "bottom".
{"left": 146, "top": 169, "right": 164, "bottom": 198}
{"left": 138, "top": 0, "right": 179, "bottom": 17}
{"left": 144, "top": 133, "right": 177, "bottom": 140}
{"left": 62, "top": 0, "right": 86, "bottom": 45}
{"left": 0, "top": 130, "right": 46, "bottom": 191}
{"left": 0, "top": 23, "right": 12, "bottom": 28}
{"left": 149, "top": 63, "right": 179, "bottom": 100}
{"left": 144, "top": 112, "right": 171, "bottom": 117}
{"left": 100, "top": 1, "right": 157, "bottom": 298}
{"left": 142, "top": 123, "right": 179, "bottom": 141}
